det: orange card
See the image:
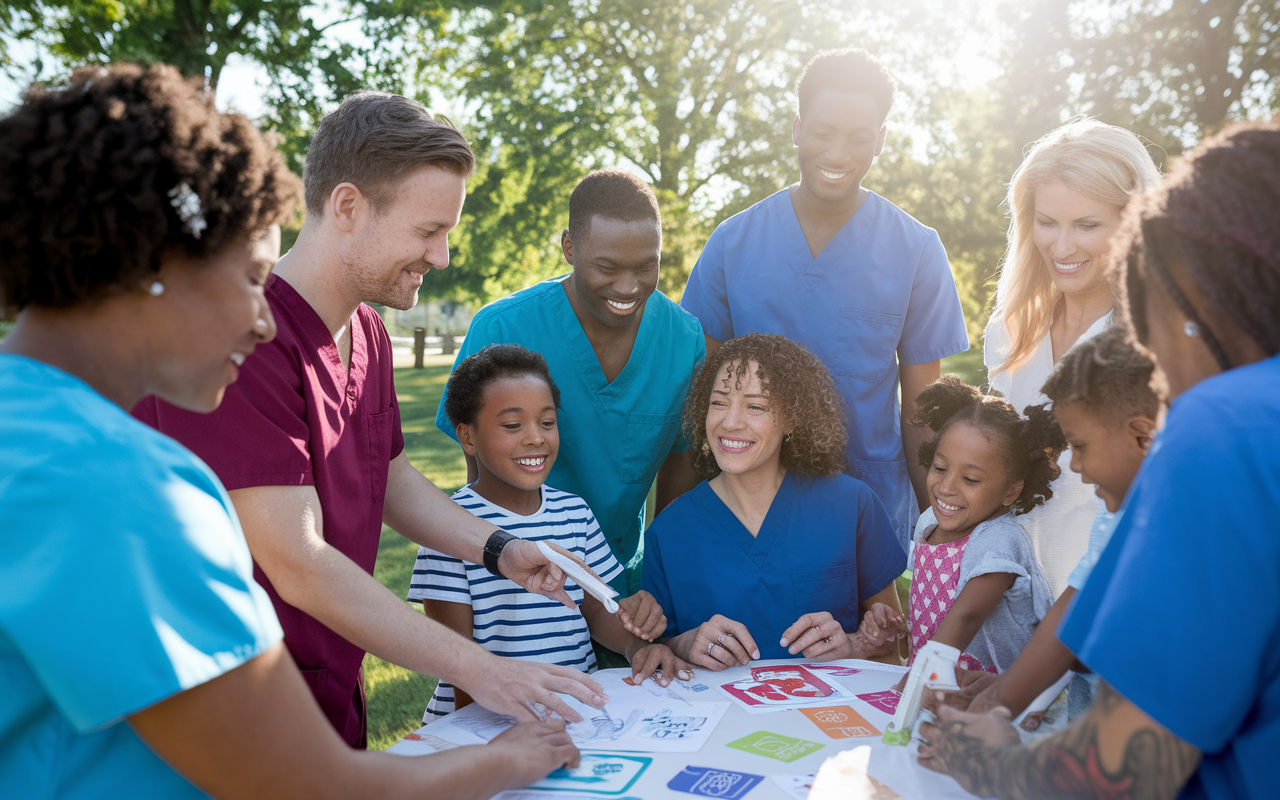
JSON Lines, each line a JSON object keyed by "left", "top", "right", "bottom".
{"left": 800, "top": 705, "right": 881, "bottom": 739}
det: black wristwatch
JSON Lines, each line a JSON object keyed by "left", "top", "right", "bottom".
{"left": 482, "top": 530, "right": 518, "bottom": 577}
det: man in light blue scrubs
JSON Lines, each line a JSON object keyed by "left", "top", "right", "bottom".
{"left": 680, "top": 48, "right": 969, "bottom": 547}
{"left": 437, "top": 170, "right": 706, "bottom": 595}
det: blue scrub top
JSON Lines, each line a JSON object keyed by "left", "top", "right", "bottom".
{"left": 1059, "top": 353, "right": 1280, "bottom": 800}
{"left": 681, "top": 189, "right": 969, "bottom": 547}
{"left": 642, "top": 472, "right": 907, "bottom": 659}
{"left": 0, "top": 356, "right": 282, "bottom": 799}
{"left": 438, "top": 278, "right": 705, "bottom": 589}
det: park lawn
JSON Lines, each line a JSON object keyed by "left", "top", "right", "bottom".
{"left": 364, "top": 344, "right": 988, "bottom": 750}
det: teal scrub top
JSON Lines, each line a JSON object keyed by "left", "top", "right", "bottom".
{"left": 0, "top": 356, "right": 283, "bottom": 799}
{"left": 681, "top": 189, "right": 970, "bottom": 547}
{"left": 437, "top": 278, "right": 705, "bottom": 589}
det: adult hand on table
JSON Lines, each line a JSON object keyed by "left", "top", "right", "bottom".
{"left": 489, "top": 719, "right": 581, "bottom": 778}
{"left": 458, "top": 652, "right": 608, "bottom": 723}
{"left": 916, "top": 704, "right": 1021, "bottom": 796}
{"left": 669, "top": 615, "right": 760, "bottom": 669}
{"left": 627, "top": 643, "right": 695, "bottom": 687}
{"left": 965, "top": 674, "right": 1052, "bottom": 732}
{"left": 780, "top": 611, "right": 857, "bottom": 660}
{"left": 616, "top": 590, "right": 667, "bottom": 641}
{"left": 920, "top": 667, "right": 1000, "bottom": 715}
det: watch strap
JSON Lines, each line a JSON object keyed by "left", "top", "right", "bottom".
{"left": 483, "top": 530, "right": 517, "bottom": 577}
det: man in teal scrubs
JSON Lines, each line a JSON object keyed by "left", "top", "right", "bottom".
{"left": 437, "top": 170, "right": 706, "bottom": 595}
{"left": 680, "top": 48, "right": 969, "bottom": 547}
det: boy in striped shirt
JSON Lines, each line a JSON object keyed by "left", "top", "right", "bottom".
{"left": 409, "top": 344, "right": 689, "bottom": 719}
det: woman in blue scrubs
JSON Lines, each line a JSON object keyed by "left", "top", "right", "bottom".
{"left": 642, "top": 333, "right": 908, "bottom": 668}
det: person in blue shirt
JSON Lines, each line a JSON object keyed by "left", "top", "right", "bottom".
{"left": 680, "top": 48, "right": 970, "bottom": 548}
{"left": 438, "top": 170, "right": 707, "bottom": 595}
{"left": 642, "top": 334, "right": 907, "bottom": 668}
{"left": 916, "top": 122, "right": 1280, "bottom": 800}
{"left": 0, "top": 63, "right": 577, "bottom": 800}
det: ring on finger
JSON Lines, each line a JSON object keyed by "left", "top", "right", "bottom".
{"left": 706, "top": 641, "right": 716, "bottom": 656}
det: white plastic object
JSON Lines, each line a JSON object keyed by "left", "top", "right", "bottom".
{"left": 536, "top": 540, "right": 619, "bottom": 613}
{"left": 1015, "top": 670, "right": 1074, "bottom": 724}
{"left": 882, "top": 640, "right": 960, "bottom": 745}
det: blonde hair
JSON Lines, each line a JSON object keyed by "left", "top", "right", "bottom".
{"left": 991, "top": 119, "right": 1161, "bottom": 375}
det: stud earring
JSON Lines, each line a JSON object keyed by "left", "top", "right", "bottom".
{"left": 1183, "top": 320, "right": 1200, "bottom": 337}
{"left": 701, "top": 441, "right": 711, "bottom": 454}
{"left": 148, "top": 281, "right": 165, "bottom": 296}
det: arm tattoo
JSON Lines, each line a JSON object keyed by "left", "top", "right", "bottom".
{"left": 946, "top": 683, "right": 1202, "bottom": 800}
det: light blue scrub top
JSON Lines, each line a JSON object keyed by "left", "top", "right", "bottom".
{"left": 0, "top": 356, "right": 283, "bottom": 799}
{"left": 1059, "top": 354, "right": 1280, "bottom": 800}
{"left": 438, "top": 278, "right": 706, "bottom": 591}
{"left": 681, "top": 189, "right": 969, "bottom": 546}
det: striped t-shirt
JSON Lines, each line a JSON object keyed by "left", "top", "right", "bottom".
{"left": 407, "top": 484, "right": 623, "bottom": 719}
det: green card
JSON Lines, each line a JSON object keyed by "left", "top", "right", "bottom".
{"left": 726, "top": 731, "right": 824, "bottom": 763}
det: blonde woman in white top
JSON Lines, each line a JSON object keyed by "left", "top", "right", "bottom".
{"left": 984, "top": 119, "right": 1160, "bottom": 596}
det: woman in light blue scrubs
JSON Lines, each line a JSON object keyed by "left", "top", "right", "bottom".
{"left": 0, "top": 63, "right": 576, "bottom": 799}
{"left": 642, "top": 334, "right": 909, "bottom": 667}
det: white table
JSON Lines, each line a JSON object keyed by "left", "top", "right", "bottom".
{"left": 388, "top": 659, "right": 993, "bottom": 799}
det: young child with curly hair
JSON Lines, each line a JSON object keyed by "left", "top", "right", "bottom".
{"left": 866, "top": 375, "right": 1063, "bottom": 675}
{"left": 642, "top": 333, "right": 908, "bottom": 669}
{"left": 408, "top": 344, "right": 685, "bottom": 720}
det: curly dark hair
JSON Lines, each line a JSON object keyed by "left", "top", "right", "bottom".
{"left": 1040, "top": 326, "right": 1164, "bottom": 425}
{"left": 1112, "top": 120, "right": 1280, "bottom": 365}
{"left": 0, "top": 63, "right": 301, "bottom": 314}
{"left": 913, "top": 374, "right": 1066, "bottom": 515}
{"left": 684, "top": 333, "right": 847, "bottom": 480}
{"left": 444, "top": 344, "right": 562, "bottom": 429}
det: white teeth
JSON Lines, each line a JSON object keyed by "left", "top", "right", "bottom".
{"left": 514, "top": 457, "right": 546, "bottom": 466}
{"left": 606, "top": 298, "right": 637, "bottom": 310}
{"left": 1055, "top": 261, "right": 1087, "bottom": 271}
{"left": 719, "top": 438, "right": 752, "bottom": 449}
{"left": 937, "top": 499, "right": 960, "bottom": 512}
{"left": 819, "top": 168, "right": 848, "bottom": 180}
{"left": 230, "top": 353, "right": 246, "bottom": 366}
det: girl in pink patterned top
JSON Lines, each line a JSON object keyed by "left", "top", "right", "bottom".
{"left": 864, "top": 375, "right": 1063, "bottom": 675}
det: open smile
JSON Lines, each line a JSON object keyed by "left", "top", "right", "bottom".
{"left": 605, "top": 298, "right": 638, "bottom": 311}
{"left": 1053, "top": 260, "right": 1088, "bottom": 274}
{"left": 818, "top": 168, "right": 849, "bottom": 180}
{"left": 513, "top": 455, "right": 548, "bottom": 472}
{"left": 718, "top": 437, "right": 754, "bottom": 453}
{"left": 934, "top": 498, "right": 963, "bottom": 517}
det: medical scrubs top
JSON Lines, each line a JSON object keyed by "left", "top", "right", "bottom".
{"left": 1, "top": 356, "right": 281, "bottom": 799}
{"left": 642, "top": 472, "right": 907, "bottom": 659}
{"left": 681, "top": 189, "right": 969, "bottom": 546}
{"left": 135, "top": 274, "right": 403, "bottom": 747}
{"left": 1059, "top": 354, "right": 1280, "bottom": 800}
{"left": 437, "top": 278, "right": 705, "bottom": 589}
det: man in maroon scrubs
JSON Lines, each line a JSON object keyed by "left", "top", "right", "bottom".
{"left": 136, "top": 92, "right": 606, "bottom": 748}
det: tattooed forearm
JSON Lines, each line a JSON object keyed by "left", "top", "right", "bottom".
{"left": 987, "top": 684, "right": 1202, "bottom": 800}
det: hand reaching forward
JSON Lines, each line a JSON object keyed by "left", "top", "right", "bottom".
{"left": 497, "top": 539, "right": 592, "bottom": 610}
{"left": 459, "top": 652, "right": 608, "bottom": 724}
{"left": 616, "top": 590, "right": 667, "bottom": 641}
{"left": 669, "top": 615, "right": 760, "bottom": 670}
{"left": 488, "top": 718, "right": 581, "bottom": 784}
{"left": 917, "top": 704, "right": 1021, "bottom": 796}
{"left": 627, "top": 643, "right": 695, "bottom": 687}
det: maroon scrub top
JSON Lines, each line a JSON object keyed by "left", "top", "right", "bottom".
{"left": 134, "top": 274, "right": 403, "bottom": 748}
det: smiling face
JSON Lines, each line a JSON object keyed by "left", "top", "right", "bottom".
{"left": 705, "top": 360, "right": 789, "bottom": 482}
{"left": 925, "top": 421, "right": 1023, "bottom": 541}
{"left": 458, "top": 374, "right": 559, "bottom": 513}
{"left": 562, "top": 215, "right": 661, "bottom": 332}
{"left": 151, "top": 227, "right": 280, "bottom": 412}
{"left": 345, "top": 165, "right": 467, "bottom": 310}
{"left": 1031, "top": 180, "right": 1124, "bottom": 299}
{"left": 1054, "top": 401, "right": 1152, "bottom": 513}
{"left": 792, "top": 88, "right": 886, "bottom": 207}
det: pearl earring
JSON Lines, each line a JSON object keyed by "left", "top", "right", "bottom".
{"left": 148, "top": 281, "right": 165, "bottom": 296}
{"left": 254, "top": 317, "right": 269, "bottom": 333}
{"left": 1183, "top": 320, "right": 1200, "bottom": 338}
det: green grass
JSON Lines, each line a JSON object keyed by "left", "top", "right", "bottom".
{"left": 940, "top": 343, "right": 988, "bottom": 389}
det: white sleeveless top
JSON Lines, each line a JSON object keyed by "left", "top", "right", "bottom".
{"left": 983, "top": 309, "right": 1111, "bottom": 597}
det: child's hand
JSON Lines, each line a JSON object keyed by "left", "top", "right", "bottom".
{"left": 627, "top": 643, "right": 694, "bottom": 687}
{"left": 858, "top": 602, "right": 908, "bottom": 649}
{"left": 616, "top": 590, "right": 667, "bottom": 642}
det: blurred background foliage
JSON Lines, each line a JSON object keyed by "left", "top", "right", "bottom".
{"left": 4, "top": 0, "right": 1279, "bottom": 339}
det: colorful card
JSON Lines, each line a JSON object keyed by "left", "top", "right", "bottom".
{"left": 726, "top": 731, "right": 824, "bottom": 763}
{"left": 802, "top": 663, "right": 864, "bottom": 678}
{"left": 530, "top": 753, "right": 651, "bottom": 795}
{"left": 800, "top": 705, "right": 881, "bottom": 738}
{"left": 856, "top": 689, "right": 901, "bottom": 715}
{"left": 719, "top": 664, "right": 856, "bottom": 713}
{"left": 668, "top": 766, "right": 764, "bottom": 798}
